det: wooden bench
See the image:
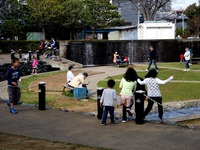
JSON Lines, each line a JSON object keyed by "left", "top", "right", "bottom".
{"left": 192, "top": 57, "right": 200, "bottom": 64}
{"left": 63, "top": 84, "right": 74, "bottom": 92}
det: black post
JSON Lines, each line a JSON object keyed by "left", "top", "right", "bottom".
{"left": 97, "top": 88, "right": 104, "bottom": 120}
{"left": 11, "top": 50, "right": 15, "bottom": 60}
{"left": 38, "top": 82, "right": 46, "bottom": 110}
{"left": 28, "top": 50, "right": 32, "bottom": 61}
{"left": 36, "top": 50, "right": 40, "bottom": 60}
{"left": 135, "top": 92, "right": 145, "bottom": 124}
{"left": 19, "top": 49, "right": 22, "bottom": 59}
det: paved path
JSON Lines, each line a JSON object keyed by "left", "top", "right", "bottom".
{"left": 0, "top": 104, "right": 200, "bottom": 150}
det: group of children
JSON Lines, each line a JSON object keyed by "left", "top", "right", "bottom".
{"left": 100, "top": 68, "right": 173, "bottom": 125}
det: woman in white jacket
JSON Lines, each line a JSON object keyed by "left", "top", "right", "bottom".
{"left": 184, "top": 48, "right": 191, "bottom": 71}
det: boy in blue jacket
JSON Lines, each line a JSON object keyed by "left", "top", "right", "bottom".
{"left": 6, "top": 57, "right": 21, "bottom": 114}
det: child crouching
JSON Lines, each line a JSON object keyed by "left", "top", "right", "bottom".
{"left": 100, "top": 79, "right": 117, "bottom": 126}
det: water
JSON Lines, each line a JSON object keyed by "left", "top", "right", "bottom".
{"left": 146, "top": 106, "right": 200, "bottom": 121}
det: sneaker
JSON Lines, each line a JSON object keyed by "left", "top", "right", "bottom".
{"left": 7, "top": 101, "right": 11, "bottom": 108}
{"left": 10, "top": 108, "right": 17, "bottom": 114}
{"left": 187, "top": 69, "right": 190, "bottom": 71}
{"left": 101, "top": 123, "right": 106, "bottom": 126}
{"left": 156, "top": 70, "right": 159, "bottom": 72}
{"left": 160, "top": 119, "right": 163, "bottom": 124}
{"left": 145, "top": 69, "right": 149, "bottom": 72}
{"left": 122, "top": 120, "right": 127, "bottom": 123}
{"left": 111, "top": 123, "right": 116, "bottom": 126}
{"left": 183, "top": 69, "right": 187, "bottom": 71}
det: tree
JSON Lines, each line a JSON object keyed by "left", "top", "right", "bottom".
{"left": 185, "top": 3, "right": 200, "bottom": 37}
{"left": 84, "top": 0, "right": 124, "bottom": 38}
{"left": 61, "top": 0, "right": 90, "bottom": 39}
{"left": 27, "top": 0, "right": 63, "bottom": 40}
{"left": 0, "top": 0, "right": 25, "bottom": 39}
{"left": 129, "top": 0, "right": 172, "bottom": 21}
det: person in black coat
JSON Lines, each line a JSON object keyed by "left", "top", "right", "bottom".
{"left": 146, "top": 46, "right": 159, "bottom": 71}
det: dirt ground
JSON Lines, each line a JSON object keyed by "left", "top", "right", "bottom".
{"left": 27, "top": 71, "right": 103, "bottom": 112}
{"left": 0, "top": 132, "right": 106, "bottom": 150}
{"left": 178, "top": 119, "right": 200, "bottom": 127}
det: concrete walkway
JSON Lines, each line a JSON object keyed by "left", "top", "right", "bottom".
{"left": 0, "top": 104, "right": 200, "bottom": 150}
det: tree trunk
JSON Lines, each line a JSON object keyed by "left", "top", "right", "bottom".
{"left": 42, "top": 27, "right": 45, "bottom": 40}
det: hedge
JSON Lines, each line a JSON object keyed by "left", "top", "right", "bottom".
{"left": 0, "top": 40, "right": 39, "bottom": 53}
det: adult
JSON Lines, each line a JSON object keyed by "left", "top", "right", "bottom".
{"left": 67, "top": 65, "right": 74, "bottom": 84}
{"left": 183, "top": 48, "right": 191, "bottom": 72}
{"left": 51, "top": 38, "right": 56, "bottom": 48}
{"left": 39, "top": 40, "right": 44, "bottom": 55}
{"left": 113, "top": 52, "right": 118, "bottom": 65}
{"left": 119, "top": 68, "right": 137, "bottom": 122}
{"left": 68, "top": 72, "right": 88, "bottom": 88}
{"left": 146, "top": 46, "right": 159, "bottom": 72}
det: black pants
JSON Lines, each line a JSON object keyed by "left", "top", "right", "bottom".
{"left": 122, "top": 106, "right": 127, "bottom": 121}
{"left": 102, "top": 106, "right": 115, "bottom": 124}
{"left": 144, "top": 97, "right": 163, "bottom": 119}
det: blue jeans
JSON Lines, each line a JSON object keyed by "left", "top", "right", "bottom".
{"left": 186, "top": 60, "right": 190, "bottom": 69}
{"left": 102, "top": 106, "right": 115, "bottom": 124}
{"left": 148, "top": 59, "right": 158, "bottom": 70}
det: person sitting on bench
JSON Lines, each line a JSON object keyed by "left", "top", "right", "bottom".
{"left": 67, "top": 65, "right": 74, "bottom": 84}
{"left": 68, "top": 72, "right": 89, "bottom": 89}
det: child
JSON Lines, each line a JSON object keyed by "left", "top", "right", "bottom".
{"left": 184, "top": 48, "right": 191, "bottom": 71}
{"left": 180, "top": 54, "right": 184, "bottom": 64}
{"left": 137, "top": 69, "right": 173, "bottom": 123}
{"left": 116, "top": 55, "right": 121, "bottom": 67}
{"left": 6, "top": 57, "right": 21, "bottom": 114}
{"left": 119, "top": 68, "right": 137, "bottom": 122}
{"left": 32, "top": 56, "right": 38, "bottom": 74}
{"left": 100, "top": 79, "right": 117, "bottom": 125}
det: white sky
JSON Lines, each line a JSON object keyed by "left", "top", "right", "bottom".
{"left": 172, "top": 0, "right": 199, "bottom": 10}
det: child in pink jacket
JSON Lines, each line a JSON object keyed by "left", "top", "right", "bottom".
{"left": 32, "top": 56, "right": 38, "bottom": 74}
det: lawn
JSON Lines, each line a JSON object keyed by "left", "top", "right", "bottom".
{"left": 107, "top": 68, "right": 200, "bottom": 81}
{"left": 98, "top": 66, "right": 200, "bottom": 102}
{"left": 0, "top": 132, "right": 108, "bottom": 150}
{"left": 19, "top": 71, "right": 97, "bottom": 112}
{"left": 158, "top": 62, "right": 200, "bottom": 70}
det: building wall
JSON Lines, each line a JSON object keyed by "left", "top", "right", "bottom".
{"left": 108, "top": 31, "right": 120, "bottom": 40}
{"left": 138, "top": 22, "right": 175, "bottom": 40}
{"left": 108, "top": 29, "right": 137, "bottom": 40}
{"left": 112, "top": 0, "right": 138, "bottom": 25}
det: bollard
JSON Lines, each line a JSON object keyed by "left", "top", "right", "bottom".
{"left": 38, "top": 82, "right": 46, "bottom": 110}
{"left": 36, "top": 50, "right": 40, "bottom": 60}
{"left": 97, "top": 88, "right": 104, "bottom": 120}
{"left": 28, "top": 50, "right": 32, "bottom": 61}
{"left": 11, "top": 50, "right": 15, "bottom": 60}
{"left": 135, "top": 90, "right": 145, "bottom": 124}
{"left": 19, "top": 49, "right": 22, "bottom": 59}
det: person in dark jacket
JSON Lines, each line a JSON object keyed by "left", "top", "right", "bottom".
{"left": 146, "top": 46, "right": 158, "bottom": 72}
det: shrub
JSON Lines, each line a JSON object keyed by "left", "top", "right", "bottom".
{"left": 0, "top": 40, "right": 39, "bottom": 53}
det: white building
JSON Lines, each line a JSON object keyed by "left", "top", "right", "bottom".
{"left": 108, "top": 26, "right": 137, "bottom": 40}
{"left": 138, "top": 21, "right": 175, "bottom": 40}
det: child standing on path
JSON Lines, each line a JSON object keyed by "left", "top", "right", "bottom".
{"left": 100, "top": 79, "right": 117, "bottom": 125}
{"left": 6, "top": 57, "right": 21, "bottom": 114}
{"left": 32, "top": 56, "right": 38, "bottom": 74}
{"left": 119, "top": 68, "right": 137, "bottom": 122}
{"left": 184, "top": 48, "right": 191, "bottom": 71}
{"left": 137, "top": 69, "right": 173, "bottom": 123}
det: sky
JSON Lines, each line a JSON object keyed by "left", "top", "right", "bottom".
{"left": 172, "top": 0, "right": 199, "bottom": 10}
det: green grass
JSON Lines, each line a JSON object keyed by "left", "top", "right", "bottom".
{"left": 98, "top": 65, "right": 200, "bottom": 102}
{"left": 158, "top": 62, "right": 200, "bottom": 70}
{"left": 107, "top": 69, "right": 200, "bottom": 81}
{"left": 98, "top": 81, "right": 200, "bottom": 102}
{"left": 20, "top": 71, "right": 64, "bottom": 105}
